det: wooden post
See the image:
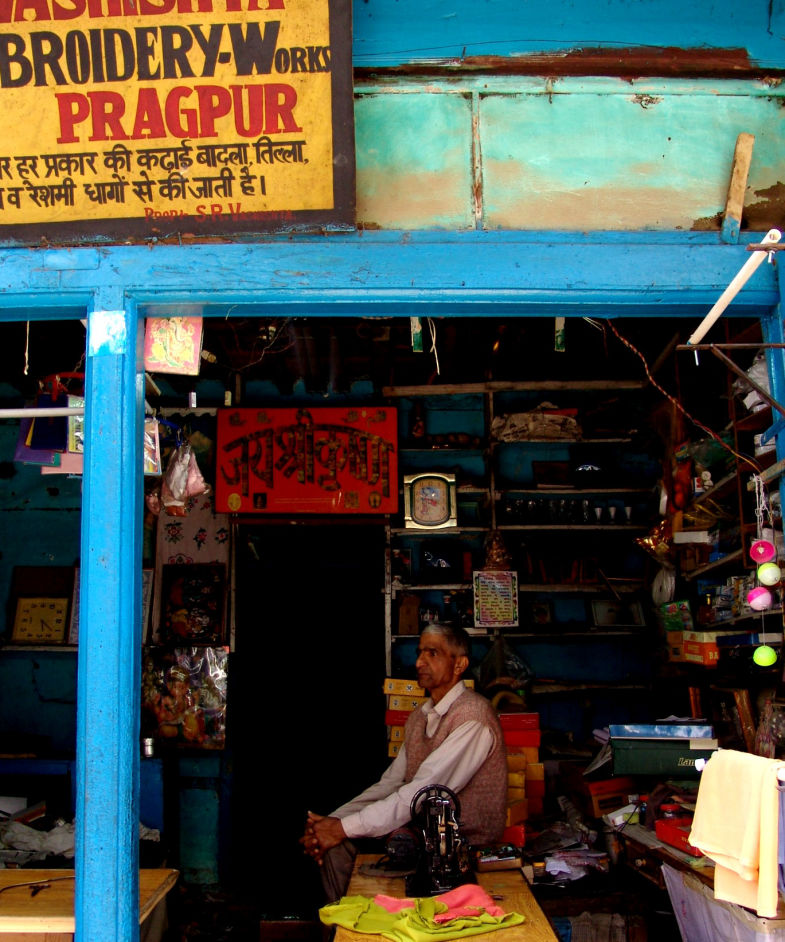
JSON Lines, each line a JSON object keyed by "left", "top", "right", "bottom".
{"left": 722, "top": 132, "right": 755, "bottom": 244}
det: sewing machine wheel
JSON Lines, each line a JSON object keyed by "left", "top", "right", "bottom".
{"left": 410, "top": 784, "right": 461, "bottom": 824}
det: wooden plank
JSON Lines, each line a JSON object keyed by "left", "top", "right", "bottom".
{"left": 384, "top": 380, "right": 647, "bottom": 397}
{"left": 0, "top": 870, "right": 178, "bottom": 935}
{"left": 722, "top": 132, "right": 755, "bottom": 244}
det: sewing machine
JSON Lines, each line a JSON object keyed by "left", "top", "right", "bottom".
{"left": 404, "top": 784, "right": 475, "bottom": 896}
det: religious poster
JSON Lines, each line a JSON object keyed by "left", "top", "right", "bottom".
{"left": 473, "top": 570, "right": 519, "bottom": 629}
{"left": 0, "top": 0, "right": 354, "bottom": 243}
{"left": 215, "top": 406, "right": 398, "bottom": 514}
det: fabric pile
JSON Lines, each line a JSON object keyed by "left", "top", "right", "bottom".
{"left": 319, "top": 883, "right": 525, "bottom": 942}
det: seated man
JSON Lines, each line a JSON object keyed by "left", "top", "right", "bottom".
{"left": 301, "top": 623, "right": 507, "bottom": 901}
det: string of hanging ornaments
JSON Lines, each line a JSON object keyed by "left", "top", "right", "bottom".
{"left": 746, "top": 474, "right": 781, "bottom": 667}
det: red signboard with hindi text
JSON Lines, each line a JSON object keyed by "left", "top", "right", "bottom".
{"left": 216, "top": 406, "right": 398, "bottom": 515}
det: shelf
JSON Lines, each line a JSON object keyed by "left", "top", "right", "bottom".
{"left": 496, "top": 487, "right": 651, "bottom": 496}
{"left": 497, "top": 524, "right": 647, "bottom": 532}
{"left": 1, "top": 645, "right": 77, "bottom": 652}
{"left": 682, "top": 548, "right": 745, "bottom": 581}
{"left": 392, "top": 582, "right": 472, "bottom": 596}
{"left": 517, "top": 582, "right": 643, "bottom": 593}
{"left": 391, "top": 628, "right": 645, "bottom": 642}
{"left": 390, "top": 526, "right": 488, "bottom": 536}
{"left": 492, "top": 437, "right": 633, "bottom": 445}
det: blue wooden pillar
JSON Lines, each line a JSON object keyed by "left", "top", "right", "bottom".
{"left": 75, "top": 291, "right": 144, "bottom": 942}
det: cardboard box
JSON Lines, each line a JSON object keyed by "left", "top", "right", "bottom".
{"left": 611, "top": 737, "right": 718, "bottom": 777}
{"left": 507, "top": 746, "right": 540, "bottom": 764}
{"left": 388, "top": 725, "right": 405, "bottom": 741}
{"left": 388, "top": 695, "right": 426, "bottom": 711}
{"left": 503, "top": 729, "right": 541, "bottom": 748}
{"left": 507, "top": 786, "right": 526, "bottom": 802}
{"left": 526, "top": 779, "right": 545, "bottom": 799}
{"left": 526, "top": 762, "right": 544, "bottom": 781}
{"left": 383, "top": 678, "right": 425, "bottom": 697}
{"left": 505, "top": 799, "right": 529, "bottom": 825}
{"left": 503, "top": 825, "right": 526, "bottom": 848}
{"left": 682, "top": 630, "right": 740, "bottom": 666}
{"left": 499, "top": 713, "right": 540, "bottom": 731}
{"left": 506, "top": 754, "right": 527, "bottom": 772}
{"left": 507, "top": 770, "right": 526, "bottom": 788}
{"left": 655, "top": 817, "right": 703, "bottom": 857}
{"left": 388, "top": 741, "right": 401, "bottom": 757}
{"left": 385, "top": 709, "right": 411, "bottom": 727}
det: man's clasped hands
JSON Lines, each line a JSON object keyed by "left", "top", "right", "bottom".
{"left": 300, "top": 811, "right": 348, "bottom": 865}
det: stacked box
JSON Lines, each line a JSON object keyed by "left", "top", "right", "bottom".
{"left": 499, "top": 712, "right": 542, "bottom": 823}
{"left": 382, "top": 678, "right": 478, "bottom": 756}
{"left": 384, "top": 678, "right": 425, "bottom": 757}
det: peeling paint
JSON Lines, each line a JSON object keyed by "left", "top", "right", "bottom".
{"left": 632, "top": 94, "right": 663, "bottom": 108}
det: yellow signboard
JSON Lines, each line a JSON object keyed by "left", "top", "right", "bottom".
{"left": 0, "top": 0, "right": 354, "bottom": 240}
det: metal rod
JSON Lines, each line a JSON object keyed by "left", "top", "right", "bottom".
{"left": 0, "top": 406, "right": 84, "bottom": 418}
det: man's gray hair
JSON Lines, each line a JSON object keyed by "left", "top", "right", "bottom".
{"left": 420, "top": 622, "right": 471, "bottom": 658}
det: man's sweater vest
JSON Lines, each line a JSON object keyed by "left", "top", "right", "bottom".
{"left": 403, "top": 687, "right": 507, "bottom": 844}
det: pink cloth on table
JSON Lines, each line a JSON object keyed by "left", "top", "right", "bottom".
{"left": 373, "top": 884, "right": 506, "bottom": 922}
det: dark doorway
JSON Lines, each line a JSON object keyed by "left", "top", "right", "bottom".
{"left": 227, "top": 522, "right": 388, "bottom": 916}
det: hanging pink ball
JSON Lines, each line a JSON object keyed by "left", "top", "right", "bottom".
{"left": 750, "top": 539, "right": 777, "bottom": 564}
{"left": 748, "top": 586, "right": 773, "bottom": 611}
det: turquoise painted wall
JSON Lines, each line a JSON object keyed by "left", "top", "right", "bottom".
{"left": 355, "top": 78, "right": 785, "bottom": 231}
{"left": 0, "top": 423, "right": 80, "bottom": 754}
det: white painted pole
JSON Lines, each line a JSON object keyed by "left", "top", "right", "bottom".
{"left": 0, "top": 406, "right": 84, "bottom": 418}
{"left": 687, "top": 228, "right": 782, "bottom": 346}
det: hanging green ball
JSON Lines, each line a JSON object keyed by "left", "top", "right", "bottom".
{"left": 753, "top": 645, "right": 778, "bottom": 667}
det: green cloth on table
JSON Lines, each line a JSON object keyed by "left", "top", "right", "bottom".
{"left": 319, "top": 894, "right": 525, "bottom": 942}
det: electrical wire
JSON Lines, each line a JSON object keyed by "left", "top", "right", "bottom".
{"left": 605, "top": 319, "right": 764, "bottom": 480}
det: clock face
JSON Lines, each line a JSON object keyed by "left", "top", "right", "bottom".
{"left": 413, "top": 477, "right": 450, "bottom": 525}
{"left": 404, "top": 474, "right": 457, "bottom": 529}
{"left": 12, "top": 597, "right": 69, "bottom": 644}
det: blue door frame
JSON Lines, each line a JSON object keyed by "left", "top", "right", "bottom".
{"left": 0, "top": 229, "right": 780, "bottom": 940}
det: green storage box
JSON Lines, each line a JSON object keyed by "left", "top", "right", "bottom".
{"left": 611, "top": 738, "right": 717, "bottom": 777}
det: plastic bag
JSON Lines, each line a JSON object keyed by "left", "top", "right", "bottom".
{"left": 477, "top": 635, "right": 533, "bottom": 695}
{"left": 161, "top": 442, "right": 209, "bottom": 515}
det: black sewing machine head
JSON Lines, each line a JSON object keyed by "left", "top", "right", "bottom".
{"left": 404, "top": 784, "right": 475, "bottom": 897}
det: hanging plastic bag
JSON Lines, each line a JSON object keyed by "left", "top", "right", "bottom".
{"left": 161, "top": 442, "right": 209, "bottom": 516}
{"left": 477, "top": 634, "right": 533, "bottom": 697}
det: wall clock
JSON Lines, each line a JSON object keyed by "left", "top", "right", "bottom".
{"left": 11, "top": 597, "right": 70, "bottom": 644}
{"left": 403, "top": 473, "right": 457, "bottom": 529}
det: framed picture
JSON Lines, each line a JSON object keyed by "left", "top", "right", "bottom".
{"left": 591, "top": 599, "right": 646, "bottom": 628}
{"left": 527, "top": 601, "right": 553, "bottom": 626}
{"left": 160, "top": 563, "right": 227, "bottom": 645}
{"left": 473, "top": 570, "right": 519, "bottom": 628}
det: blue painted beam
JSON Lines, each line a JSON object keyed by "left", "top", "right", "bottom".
{"left": 76, "top": 295, "right": 144, "bottom": 942}
{"left": 351, "top": 0, "right": 785, "bottom": 70}
{"left": 0, "top": 232, "right": 777, "bottom": 319}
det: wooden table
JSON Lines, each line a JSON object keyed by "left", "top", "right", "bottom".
{"left": 0, "top": 868, "right": 178, "bottom": 940}
{"left": 333, "top": 855, "right": 559, "bottom": 942}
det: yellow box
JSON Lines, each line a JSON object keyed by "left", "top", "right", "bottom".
{"left": 507, "top": 786, "right": 526, "bottom": 802}
{"left": 507, "top": 770, "right": 526, "bottom": 788}
{"left": 505, "top": 799, "right": 529, "bottom": 826}
{"left": 388, "top": 695, "right": 427, "bottom": 711}
{"left": 526, "top": 762, "right": 545, "bottom": 781}
{"left": 388, "top": 726, "right": 405, "bottom": 741}
{"left": 383, "top": 678, "right": 425, "bottom": 697}
{"left": 388, "top": 741, "right": 402, "bottom": 758}
{"left": 506, "top": 754, "right": 527, "bottom": 772}
{"left": 507, "top": 746, "right": 539, "bottom": 764}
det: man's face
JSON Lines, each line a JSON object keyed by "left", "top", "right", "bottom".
{"left": 415, "top": 632, "right": 468, "bottom": 701}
